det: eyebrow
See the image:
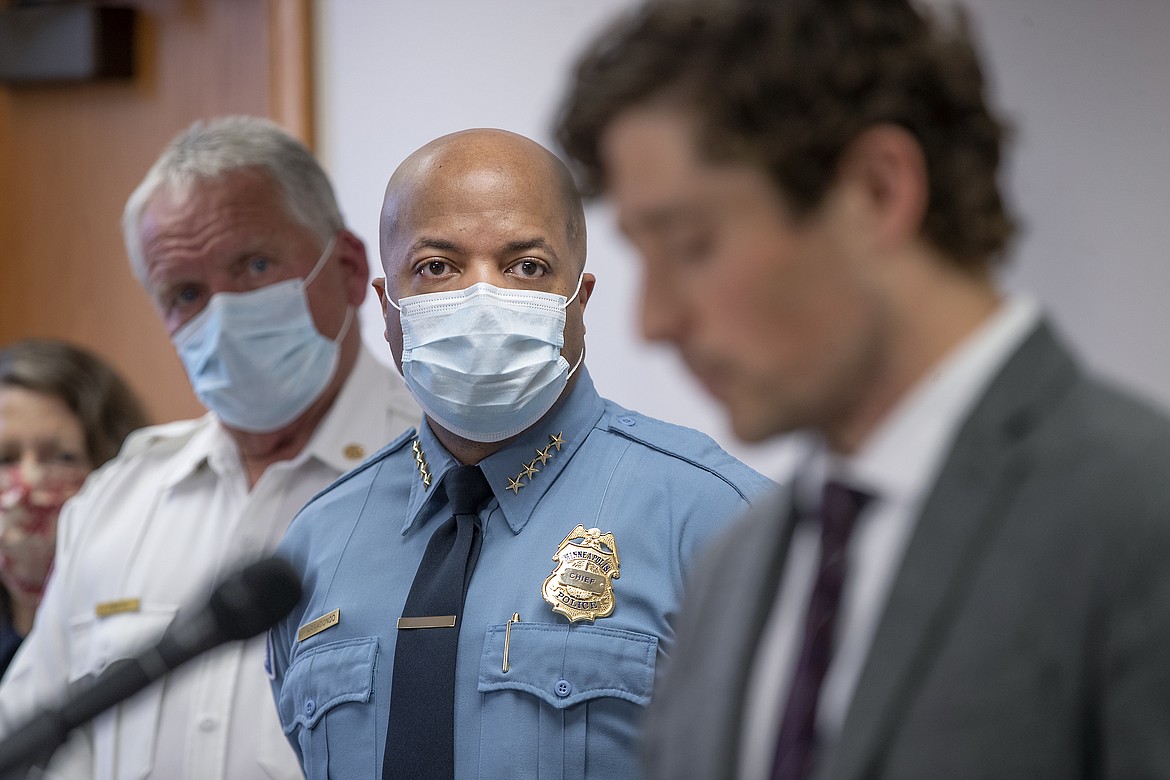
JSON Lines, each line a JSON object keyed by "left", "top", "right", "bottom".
{"left": 407, "top": 238, "right": 462, "bottom": 255}
{"left": 407, "top": 237, "right": 561, "bottom": 259}
{"left": 618, "top": 206, "right": 698, "bottom": 237}
{"left": 502, "top": 238, "right": 560, "bottom": 258}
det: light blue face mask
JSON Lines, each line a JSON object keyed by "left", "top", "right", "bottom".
{"left": 173, "top": 236, "right": 353, "bottom": 433}
{"left": 387, "top": 275, "right": 585, "bottom": 443}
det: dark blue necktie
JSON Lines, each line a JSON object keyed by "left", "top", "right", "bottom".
{"left": 772, "top": 481, "right": 871, "bottom": 780}
{"left": 383, "top": 465, "right": 493, "bottom": 780}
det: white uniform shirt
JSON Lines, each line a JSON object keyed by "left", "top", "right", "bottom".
{"left": 0, "top": 347, "right": 419, "bottom": 780}
{"left": 738, "top": 297, "right": 1041, "bottom": 779}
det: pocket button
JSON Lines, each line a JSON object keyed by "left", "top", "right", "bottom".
{"left": 555, "top": 679, "right": 572, "bottom": 698}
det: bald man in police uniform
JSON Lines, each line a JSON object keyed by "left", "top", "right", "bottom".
{"left": 266, "top": 128, "right": 773, "bottom": 779}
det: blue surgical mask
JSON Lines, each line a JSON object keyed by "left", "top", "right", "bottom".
{"left": 173, "top": 236, "right": 352, "bottom": 433}
{"left": 387, "top": 276, "right": 585, "bottom": 443}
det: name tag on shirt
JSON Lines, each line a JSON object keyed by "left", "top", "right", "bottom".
{"left": 94, "top": 598, "right": 141, "bottom": 618}
{"left": 297, "top": 608, "right": 341, "bottom": 642}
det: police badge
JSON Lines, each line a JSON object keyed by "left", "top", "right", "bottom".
{"left": 542, "top": 524, "right": 621, "bottom": 622}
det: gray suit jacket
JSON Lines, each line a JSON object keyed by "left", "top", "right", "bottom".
{"left": 644, "top": 321, "right": 1170, "bottom": 779}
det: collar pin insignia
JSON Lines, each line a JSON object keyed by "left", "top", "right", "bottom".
{"left": 412, "top": 439, "right": 432, "bottom": 489}
{"left": 501, "top": 433, "right": 568, "bottom": 493}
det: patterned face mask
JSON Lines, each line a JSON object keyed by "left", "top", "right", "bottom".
{"left": 0, "top": 464, "right": 87, "bottom": 602}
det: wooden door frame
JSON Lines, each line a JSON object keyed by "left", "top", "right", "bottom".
{"left": 269, "top": 0, "right": 313, "bottom": 146}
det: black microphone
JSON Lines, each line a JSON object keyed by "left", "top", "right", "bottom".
{"left": 0, "top": 555, "right": 302, "bottom": 777}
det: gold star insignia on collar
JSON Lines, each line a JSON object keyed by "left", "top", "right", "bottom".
{"left": 503, "top": 432, "right": 568, "bottom": 494}
{"left": 412, "top": 439, "right": 432, "bottom": 489}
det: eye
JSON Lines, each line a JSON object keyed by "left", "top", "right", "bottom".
{"left": 507, "top": 259, "right": 548, "bottom": 278}
{"left": 668, "top": 234, "right": 714, "bottom": 266}
{"left": 165, "top": 284, "right": 204, "bottom": 313}
{"left": 46, "top": 451, "right": 86, "bottom": 468}
{"left": 418, "top": 259, "right": 453, "bottom": 278}
{"left": 245, "top": 256, "right": 273, "bottom": 277}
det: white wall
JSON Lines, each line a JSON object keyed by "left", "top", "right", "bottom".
{"left": 974, "top": 0, "right": 1170, "bottom": 410}
{"left": 314, "top": 0, "right": 1170, "bottom": 478}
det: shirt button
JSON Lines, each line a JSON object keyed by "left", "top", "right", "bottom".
{"left": 617, "top": 415, "right": 636, "bottom": 427}
{"left": 198, "top": 716, "right": 218, "bottom": 732}
{"left": 555, "top": 679, "right": 572, "bottom": 698}
{"left": 304, "top": 699, "right": 316, "bottom": 716}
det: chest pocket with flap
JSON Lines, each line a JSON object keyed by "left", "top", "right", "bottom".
{"left": 477, "top": 622, "right": 657, "bottom": 779}
{"left": 278, "top": 636, "right": 379, "bottom": 780}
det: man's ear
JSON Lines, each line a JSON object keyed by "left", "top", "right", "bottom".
{"left": 835, "top": 124, "right": 929, "bottom": 250}
{"left": 336, "top": 228, "right": 372, "bottom": 306}
{"left": 371, "top": 277, "right": 388, "bottom": 317}
{"left": 577, "top": 273, "right": 596, "bottom": 312}
{"left": 371, "top": 277, "right": 392, "bottom": 345}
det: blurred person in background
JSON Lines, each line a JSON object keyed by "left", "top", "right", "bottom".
{"left": 0, "top": 339, "right": 147, "bottom": 677}
{"left": 0, "top": 116, "right": 420, "bottom": 780}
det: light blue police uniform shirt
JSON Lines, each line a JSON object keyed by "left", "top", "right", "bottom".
{"left": 269, "top": 369, "right": 775, "bottom": 779}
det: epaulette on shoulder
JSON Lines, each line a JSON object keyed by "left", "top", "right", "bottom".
{"left": 118, "top": 416, "right": 209, "bottom": 459}
{"left": 318, "top": 426, "right": 417, "bottom": 495}
{"left": 601, "top": 404, "right": 774, "bottom": 501}
{"left": 296, "top": 427, "right": 417, "bottom": 515}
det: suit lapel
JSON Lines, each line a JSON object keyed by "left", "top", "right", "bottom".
{"left": 823, "top": 321, "right": 1080, "bottom": 780}
{"left": 718, "top": 487, "right": 803, "bottom": 779}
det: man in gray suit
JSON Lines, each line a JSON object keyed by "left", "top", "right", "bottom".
{"left": 556, "top": 0, "right": 1170, "bottom": 778}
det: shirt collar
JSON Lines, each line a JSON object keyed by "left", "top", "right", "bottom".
{"left": 795, "top": 295, "right": 1041, "bottom": 512}
{"left": 156, "top": 415, "right": 219, "bottom": 490}
{"left": 400, "top": 368, "right": 606, "bottom": 536}
{"left": 304, "top": 346, "right": 404, "bottom": 474}
{"left": 160, "top": 346, "right": 397, "bottom": 490}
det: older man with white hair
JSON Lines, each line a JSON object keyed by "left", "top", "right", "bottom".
{"left": 0, "top": 115, "right": 419, "bottom": 779}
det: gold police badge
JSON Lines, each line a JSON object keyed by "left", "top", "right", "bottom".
{"left": 542, "top": 525, "right": 620, "bottom": 622}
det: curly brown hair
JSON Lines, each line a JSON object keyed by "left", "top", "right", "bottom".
{"left": 556, "top": 0, "right": 1016, "bottom": 271}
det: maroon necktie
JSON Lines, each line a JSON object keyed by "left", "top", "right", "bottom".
{"left": 772, "top": 481, "right": 871, "bottom": 780}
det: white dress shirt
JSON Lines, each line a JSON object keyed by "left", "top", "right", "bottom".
{"left": 738, "top": 297, "right": 1040, "bottom": 779}
{"left": 0, "top": 347, "right": 419, "bottom": 780}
